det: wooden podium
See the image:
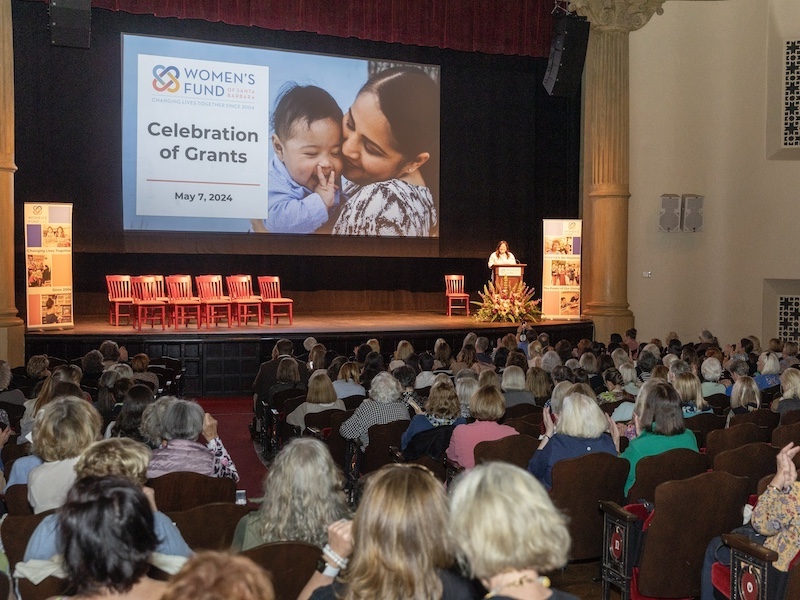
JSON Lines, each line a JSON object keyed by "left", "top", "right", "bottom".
{"left": 492, "top": 263, "right": 526, "bottom": 291}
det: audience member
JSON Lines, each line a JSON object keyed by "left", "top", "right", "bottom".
{"left": 772, "top": 368, "right": 800, "bottom": 416}
{"left": 232, "top": 438, "right": 349, "bottom": 551}
{"left": 287, "top": 371, "right": 345, "bottom": 433}
{"left": 332, "top": 361, "right": 366, "bottom": 399}
{"left": 162, "top": 552, "right": 275, "bottom": 600}
{"left": 131, "top": 353, "right": 160, "bottom": 390}
{"left": 415, "top": 352, "right": 437, "bottom": 389}
{"left": 253, "top": 339, "right": 310, "bottom": 406}
{"left": 700, "top": 357, "right": 726, "bottom": 397}
{"left": 339, "top": 371, "right": 410, "bottom": 449}
{"left": 501, "top": 366, "right": 536, "bottom": 408}
{"left": 401, "top": 380, "right": 465, "bottom": 451}
{"left": 673, "top": 372, "right": 712, "bottom": 418}
{"left": 726, "top": 375, "right": 760, "bottom": 427}
{"left": 108, "top": 384, "right": 156, "bottom": 441}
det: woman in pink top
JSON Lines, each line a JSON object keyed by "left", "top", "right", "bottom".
{"left": 446, "top": 385, "right": 518, "bottom": 469}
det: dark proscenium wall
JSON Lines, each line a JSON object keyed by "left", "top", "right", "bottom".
{"left": 11, "top": 1, "right": 581, "bottom": 314}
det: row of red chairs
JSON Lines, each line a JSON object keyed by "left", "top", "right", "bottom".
{"left": 106, "top": 274, "right": 293, "bottom": 330}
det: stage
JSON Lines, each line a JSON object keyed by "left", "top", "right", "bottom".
{"left": 25, "top": 311, "right": 594, "bottom": 396}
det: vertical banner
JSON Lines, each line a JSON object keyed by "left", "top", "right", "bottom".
{"left": 24, "top": 203, "right": 74, "bottom": 330}
{"left": 542, "top": 219, "right": 582, "bottom": 320}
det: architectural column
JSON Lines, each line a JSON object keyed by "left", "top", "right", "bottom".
{"left": 570, "top": 0, "right": 666, "bottom": 343}
{"left": 0, "top": 0, "right": 25, "bottom": 366}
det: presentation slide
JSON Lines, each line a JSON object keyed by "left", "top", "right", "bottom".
{"left": 122, "top": 35, "right": 440, "bottom": 237}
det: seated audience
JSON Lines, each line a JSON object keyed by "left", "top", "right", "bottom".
{"left": 393, "top": 365, "right": 423, "bottom": 408}
{"left": 80, "top": 350, "right": 105, "bottom": 388}
{"left": 528, "top": 392, "right": 616, "bottom": 490}
{"left": 332, "top": 361, "right": 366, "bottom": 399}
{"left": 339, "top": 371, "right": 410, "bottom": 450}
{"left": 451, "top": 343, "right": 492, "bottom": 376}
{"left": 674, "top": 372, "right": 713, "bottom": 417}
{"left": 432, "top": 341, "right": 453, "bottom": 372}
{"left": 455, "top": 373, "right": 479, "bottom": 419}
{"left": 139, "top": 395, "right": 176, "bottom": 449}
{"left": 147, "top": 398, "right": 239, "bottom": 481}
{"left": 131, "top": 353, "right": 161, "bottom": 390}
{"left": 20, "top": 364, "right": 84, "bottom": 442}
{"left": 99, "top": 339, "right": 125, "bottom": 368}
{"left": 24, "top": 437, "right": 192, "bottom": 562}
{"left": 266, "top": 357, "right": 306, "bottom": 407}
{"left": 700, "top": 357, "right": 726, "bottom": 397}
{"left": 300, "top": 464, "right": 474, "bottom": 600}
{"left": 597, "top": 368, "right": 627, "bottom": 404}
{"left": 771, "top": 367, "right": 800, "bottom": 415}
{"left": 108, "top": 384, "right": 156, "bottom": 441}
{"left": 501, "top": 366, "right": 537, "bottom": 408}
{"left": 415, "top": 352, "right": 437, "bottom": 389}
{"left": 754, "top": 351, "right": 782, "bottom": 390}
{"left": 232, "top": 438, "right": 349, "bottom": 551}
{"left": 450, "top": 463, "right": 578, "bottom": 600}
{"left": 609, "top": 381, "right": 699, "bottom": 496}
{"left": 446, "top": 385, "right": 518, "bottom": 470}
{"left": 780, "top": 341, "right": 800, "bottom": 372}
{"left": 54, "top": 476, "right": 173, "bottom": 600}
{"left": 25, "top": 354, "right": 50, "bottom": 395}
{"left": 619, "top": 362, "right": 640, "bottom": 397}
{"left": 388, "top": 340, "right": 414, "bottom": 371}
{"left": 726, "top": 375, "right": 760, "bottom": 426}
{"left": 307, "top": 343, "right": 328, "bottom": 372}
{"left": 401, "top": 380, "right": 465, "bottom": 452}
{"left": 287, "top": 370, "right": 345, "bottom": 433}
{"left": 525, "top": 366, "right": 552, "bottom": 406}
{"left": 28, "top": 396, "right": 102, "bottom": 513}
{"left": 360, "top": 351, "right": 386, "bottom": 391}
{"left": 162, "top": 552, "right": 275, "bottom": 600}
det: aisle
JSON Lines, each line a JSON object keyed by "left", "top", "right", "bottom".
{"left": 197, "top": 396, "right": 266, "bottom": 501}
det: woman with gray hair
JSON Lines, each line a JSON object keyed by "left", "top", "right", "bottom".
{"left": 540, "top": 350, "right": 562, "bottom": 374}
{"left": 339, "top": 371, "right": 410, "bottom": 450}
{"left": 146, "top": 398, "right": 239, "bottom": 481}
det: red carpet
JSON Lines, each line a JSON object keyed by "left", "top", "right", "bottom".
{"left": 197, "top": 396, "right": 266, "bottom": 500}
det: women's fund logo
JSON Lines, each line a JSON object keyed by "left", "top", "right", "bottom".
{"left": 151, "top": 63, "right": 257, "bottom": 98}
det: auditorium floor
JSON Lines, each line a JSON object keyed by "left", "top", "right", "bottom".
{"left": 549, "top": 561, "right": 618, "bottom": 599}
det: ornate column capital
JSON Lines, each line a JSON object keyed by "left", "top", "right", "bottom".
{"left": 569, "top": 0, "right": 667, "bottom": 32}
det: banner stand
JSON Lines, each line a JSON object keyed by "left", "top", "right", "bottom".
{"left": 541, "top": 219, "right": 582, "bottom": 321}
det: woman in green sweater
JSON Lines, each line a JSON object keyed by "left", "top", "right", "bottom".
{"left": 608, "top": 380, "right": 699, "bottom": 495}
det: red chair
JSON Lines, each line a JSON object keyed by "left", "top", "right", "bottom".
{"left": 258, "top": 276, "right": 293, "bottom": 325}
{"left": 105, "top": 275, "right": 133, "bottom": 326}
{"left": 130, "top": 276, "right": 168, "bottom": 331}
{"left": 445, "top": 275, "right": 469, "bottom": 316}
{"left": 165, "top": 275, "right": 201, "bottom": 328}
{"left": 227, "top": 275, "right": 262, "bottom": 326}
{"left": 196, "top": 275, "right": 232, "bottom": 328}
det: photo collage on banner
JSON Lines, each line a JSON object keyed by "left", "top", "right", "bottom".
{"left": 541, "top": 219, "right": 582, "bottom": 320}
{"left": 24, "top": 203, "right": 74, "bottom": 329}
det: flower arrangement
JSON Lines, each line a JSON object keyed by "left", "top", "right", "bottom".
{"left": 472, "top": 280, "right": 542, "bottom": 323}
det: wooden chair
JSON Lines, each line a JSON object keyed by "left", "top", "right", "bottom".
{"left": 5, "top": 483, "right": 33, "bottom": 515}
{"left": 600, "top": 471, "right": 750, "bottom": 599}
{"left": 780, "top": 409, "right": 800, "bottom": 426}
{"left": 713, "top": 442, "right": 780, "bottom": 495}
{"left": 705, "top": 422, "right": 762, "bottom": 463}
{"left": 142, "top": 274, "right": 170, "bottom": 303}
{"left": 226, "top": 275, "right": 262, "bottom": 326}
{"left": 444, "top": 274, "right": 469, "bottom": 316}
{"left": 239, "top": 541, "right": 321, "bottom": 600}
{"left": 146, "top": 472, "right": 236, "bottom": 512}
{"left": 196, "top": 275, "right": 232, "bottom": 328}
{"left": 503, "top": 416, "right": 542, "bottom": 437}
{"left": 359, "top": 420, "right": 410, "bottom": 475}
{"left": 166, "top": 503, "right": 250, "bottom": 551}
{"left": 626, "top": 448, "right": 708, "bottom": 504}
{"left": 341, "top": 394, "right": 366, "bottom": 411}
{"left": 165, "top": 275, "right": 201, "bottom": 328}
{"left": 258, "top": 276, "right": 293, "bottom": 325}
{"left": 2, "top": 510, "right": 69, "bottom": 600}
{"left": 728, "top": 409, "right": 780, "bottom": 442}
{"left": 706, "top": 393, "right": 731, "bottom": 414}
{"left": 105, "top": 274, "right": 133, "bottom": 326}
{"left": 473, "top": 434, "right": 538, "bottom": 469}
{"left": 303, "top": 409, "right": 343, "bottom": 437}
{"left": 771, "top": 421, "right": 800, "bottom": 447}
{"left": 550, "top": 452, "right": 629, "bottom": 561}
{"left": 130, "top": 275, "right": 168, "bottom": 331}
{"left": 150, "top": 356, "right": 185, "bottom": 395}
{"left": 686, "top": 412, "right": 727, "bottom": 449}
{"left": 501, "top": 403, "right": 541, "bottom": 421}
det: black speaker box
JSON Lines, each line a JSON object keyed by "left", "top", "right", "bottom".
{"left": 542, "top": 16, "right": 590, "bottom": 98}
{"left": 50, "top": 0, "right": 91, "bottom": 49}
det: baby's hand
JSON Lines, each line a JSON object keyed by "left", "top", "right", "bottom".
{"left": 314, "top": 165, "right": 338, "bottom": 208}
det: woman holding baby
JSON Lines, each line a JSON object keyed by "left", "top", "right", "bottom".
{"left": 332, "top": 67, "right": 439, "bottom": 237}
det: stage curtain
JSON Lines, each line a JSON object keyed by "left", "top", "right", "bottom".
{"left": 84, "top": 0, "right": 554, "bottom": 58}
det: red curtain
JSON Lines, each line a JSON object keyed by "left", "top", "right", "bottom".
{"left": 88, "top": 0, "right": 554, "bottom": 58}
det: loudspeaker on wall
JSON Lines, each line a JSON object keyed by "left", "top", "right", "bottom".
{"left": 50, "top": 0, "right": 91, "bottom": 49}
{"left": 542, "top": 16, "right": 591, "bottom": 98}
{"left": 681, "top": 194, "right": 704, "bottom": 232}
{"left": 658, "top": 194, "right": 681, "bottom": 232}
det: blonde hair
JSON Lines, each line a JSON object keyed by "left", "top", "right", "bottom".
{"left": 162, "top": 552, "right": 275, "bottom": 600}
{"left": 557, "top": 393, "right": 608, "bottom": 438}
{"left": 549, "top": 381, "right": 572, "bottom": 414}
{"left": 425, "top": 381, "right": 459, "bottom": 420}
{"left": 478, "top": 370, "right": 499, "bottom": 389}
{"left": 650, "top": 365, "right": 669, "bottom": 381}
{"left": 449, "top": 462, "right": 570, "bottom": 580}
{"left": 611, "top": 348, "right": 629, "bottom": 368}
{"left": 501, "top": 366, "right": 525, "bottom": 391}
{"left": 306, "top": 370, "right": 337, "bottom": 405}
{"left": 673, "top": 372, "right": 707, "bottom": 411}
{"left": 525, "top": 367, "right": 552, "bottom": 399}
{"left": 75, "top": 438, "right": 151, "bottom": 485}
{"left": 276, "top": 358, "right": 300, "bottom": 383}
{"left": 33, "top": 396, "right": 102, "bottom": 462}
{"left": 730, "top": 376, "right": 760, "bottom": 411}
{"left": 255, "top": 438, "right": 349, "bottom": 547}
{"left": 394, "top": 340, "right": 414, "bottom": 362}
{"left": 341, "top": 464, "right": 451, "bottom": 600}
{"left": 469, "top": 386, "right": 505, "bottom": 421}
{"left": 759, "top": 352, "right": 780, "bottom": 376}
{"left": 619, "top": 363, "right": 638, "bottom": 386}
{"left": 338, "top": 362, "right": 361, "bottom": 383}
{"left": 780, "top": 368, "right": 800, "bottom": 400}
{"left": 366, "top": 338, "right": 381, "bottom": 354}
